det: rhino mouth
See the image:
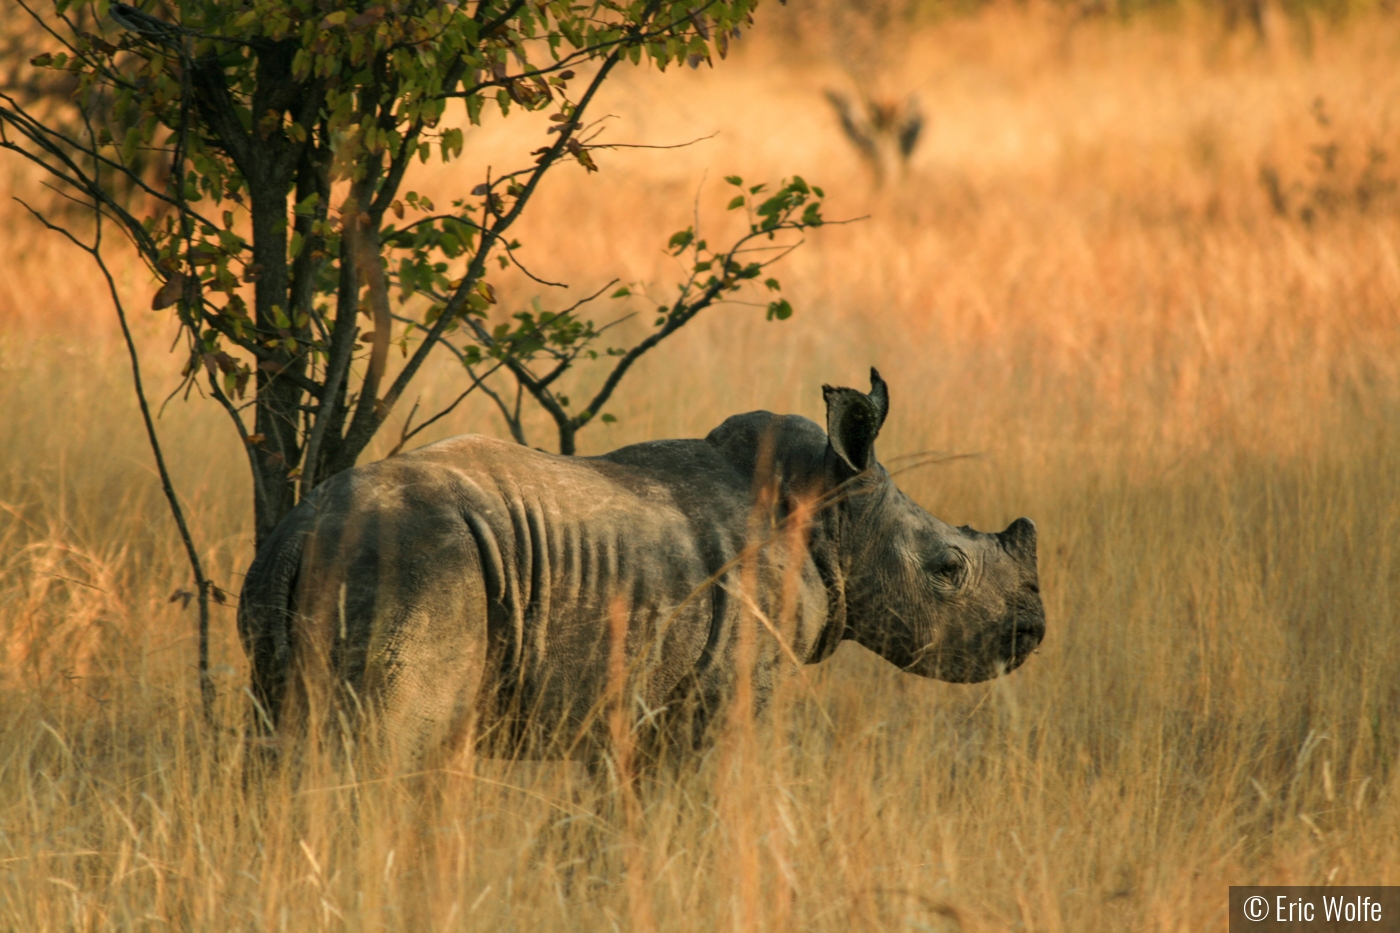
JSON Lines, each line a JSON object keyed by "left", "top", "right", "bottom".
{"left": 903, "top": 617, "right": 1044, "bottom": 683}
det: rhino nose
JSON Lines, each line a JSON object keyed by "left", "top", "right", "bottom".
{"left": 1007, "top": 608, "right": 1046, "bottom": 661}
{"left": 1015, "top": 614, "right": 1045, "bottom": 645}
{"left": 998, "top": 517, "right": 1037, "bottom": 562}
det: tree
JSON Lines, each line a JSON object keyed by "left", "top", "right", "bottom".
{"left": 0, "top": 0, "right": 829, "bottom": 714}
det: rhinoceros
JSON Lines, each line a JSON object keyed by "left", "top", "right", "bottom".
{"left": 238, "top": 370, "right": 1045, "bottom": 769}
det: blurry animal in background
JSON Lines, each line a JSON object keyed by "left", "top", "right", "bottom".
{"left": 824, "top": 89, "right": 924, "bottom": 187}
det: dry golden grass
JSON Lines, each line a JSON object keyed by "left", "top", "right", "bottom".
{"left": 3, "top": 4, "right": 1400, "bottom": 930}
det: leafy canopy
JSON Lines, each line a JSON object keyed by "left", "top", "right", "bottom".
{"left": 7, "top": 0, "right": 824, "bottom": 543}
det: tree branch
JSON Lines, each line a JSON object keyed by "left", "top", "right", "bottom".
{"left": 332, "top": 15, "right": 638, "bottom": 463}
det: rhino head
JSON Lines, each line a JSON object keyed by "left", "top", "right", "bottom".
{"left": 824, "top": 370, "right": 1045, "bottom": 683}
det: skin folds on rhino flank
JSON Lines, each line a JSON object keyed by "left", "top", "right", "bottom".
{"left": 238, "top": 370, "right": 1047, "bottom": 768}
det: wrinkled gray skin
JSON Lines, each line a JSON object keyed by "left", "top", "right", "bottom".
{"left": 239, "top": 370, "right": 1045, "bottom": 768}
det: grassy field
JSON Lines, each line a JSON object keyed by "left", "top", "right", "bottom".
{"left": 2, "top": 3, "right": 1400, "bottom": 930}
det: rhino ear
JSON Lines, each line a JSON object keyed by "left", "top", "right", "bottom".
{"left": 999, "top": 517, "right": 1038, "bottom": 564}
{"left": 868, "top": 367, "right": 889, "bottom": 429}
{"left": 822, "top": 368, "right": 890, "bottom": 473}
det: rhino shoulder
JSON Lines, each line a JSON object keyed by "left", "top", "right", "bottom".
{"left": 704, "top": 411, "right": 829, "bottom": 483}
{"left": 591, "top": 437, "right": 750, "bottom": 505}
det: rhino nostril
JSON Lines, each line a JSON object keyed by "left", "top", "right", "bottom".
{"left": 1011, "top": 621, "right": 1044, "bottom": 650}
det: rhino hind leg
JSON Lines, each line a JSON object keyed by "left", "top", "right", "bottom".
{"left": 293, "top": 516, "right": 492, "bottom": 775}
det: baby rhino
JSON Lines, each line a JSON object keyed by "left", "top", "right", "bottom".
{"left": 239, "top": 370, "right": 1046, "bottom": 769}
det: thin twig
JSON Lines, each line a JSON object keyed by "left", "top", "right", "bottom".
{"left": 504, "top": 245, "right": 567, "bottom": 288}
{"left": 585, "top": 132, "right": 717, "bottom": 152}
{"left": 386, "top": 358, "right": 507, "bottom": 456}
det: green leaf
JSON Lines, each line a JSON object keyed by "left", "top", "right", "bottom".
{"left": 766, "top": 299, "right": 793, "bottom": 322}
{"left": 726, "top": 195, "right": 745, "bottom": 210}
{"left": 667, "top": 229, "right": 694, "bottom": 253}
{"left": 600, "top": 413, "right": 617, "bottom": 424}
{"left": 611, "top": 287, "right": 631, "bottom": 298}
{"left": 441, "top": 127, "right": 464, "bottom": 161}
{"left": 724, "top": 175, "right": 743, "bottom": 186}
{"left": 120, "top": 125, "right": 140, "bottom": 165}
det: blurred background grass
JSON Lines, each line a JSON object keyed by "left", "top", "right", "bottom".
{"left": 1, "top": 1, "right": 1398, "bottom": 930}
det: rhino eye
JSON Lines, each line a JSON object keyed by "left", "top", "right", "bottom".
{"left": 927, "top": 550, "right": 968, "bottom": 591}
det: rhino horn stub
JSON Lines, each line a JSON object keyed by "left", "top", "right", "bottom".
{"left": 998, "top": 517, "right": 1038, "bottom": 563}
{"left": 822, "top": 370, "right": 889, "bottom": 473}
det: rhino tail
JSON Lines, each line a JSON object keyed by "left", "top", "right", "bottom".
{"left": 237, "top": 510, "right": 311, "bottom": 740}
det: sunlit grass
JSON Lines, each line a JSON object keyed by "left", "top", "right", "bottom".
{"left": 2, "top": 6, "right": 1399, "bottom": 930}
